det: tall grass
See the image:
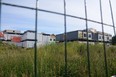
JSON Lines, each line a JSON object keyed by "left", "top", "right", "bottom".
{"left": 0, "top": 42, "right": 116, "bottom": 77}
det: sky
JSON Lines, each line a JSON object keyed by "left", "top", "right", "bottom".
{"left": 1, "top": 0, "right": 116, "bottom": 35}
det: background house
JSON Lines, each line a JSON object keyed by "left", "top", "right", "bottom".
{"left": 1, "top": 30, "right": 22, "bottom": 46}
{"left": 0, "top": 28, "right": 112, "bottom": 47}
{"left": 21, "top": 30, "right": 56, "bottom": 48}
{"left": 56, "top": 28, "right": 112, "bottom": 43}
{"left": 0, "top": 30, "right": 56, "bottom": 48}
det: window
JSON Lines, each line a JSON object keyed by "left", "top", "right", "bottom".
{"left": 98, "top": 35, "right": 102, "bottom": 40}
{"left": 107, "top": 37, "right": 109, "bottom": 40}
{"left": 99, "top": 36, "right": 101, "bottom": 39}
{"left": 53, "top": 39, "right": 56, "bottom": 41}
{"left": 50, "top": 39, "right": 52, "bottom": 41}
{"left": 78, "top": 31, "right": 82, "bottom": 38}
{"left": 88, "top": 34, "right": 92, "bottom": 38}
{"left": 83, "top": 33, "right": 86, "bottom": 37}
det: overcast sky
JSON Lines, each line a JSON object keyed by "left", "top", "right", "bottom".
{"left": 1, "top": 0, "right": 116, "bottom": 35}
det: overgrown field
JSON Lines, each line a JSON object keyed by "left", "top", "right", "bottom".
{"left": 0, "top": 42, "right": 116, "bottom": 77}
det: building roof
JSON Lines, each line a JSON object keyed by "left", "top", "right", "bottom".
{"left": 3, "top": 30, "right": 22, "bottom": 35}
{"left": 23, "top": 30, "right": 55, "bottom": 37}
{"left": 97, "top": 31, "right": 112, "bottom": 36}
{"left": 41, "top": 33, "right": 50, "bottom": 36}
{"left": 82, "top": 28, "right": 112, "bottom": 36}
{"left": 3, "top": 30, "right": 21, "bottom": 33}
{"left": 23, "top": 30, "right": 35, "bottom": 34}
{"left": 56, "top": 28, "right": 112, "bottom": 37}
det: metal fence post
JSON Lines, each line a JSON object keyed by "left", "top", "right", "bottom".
{"left": 84, "top": 0, "right": 91, "bottom": 77}
{"left": 99, "top": 0, "right": 108, "bottom": 77}
{"left": 108, "top": 0, "right": 116, "bottom": 36}
{"left": 34, "top": 0, "right": 38, "bottom": 77}
{"left": 0, "top": 0, "right": 2, "bottom": 32}
{"left": 63, "top": 0, "right": 67, "bottom": 77}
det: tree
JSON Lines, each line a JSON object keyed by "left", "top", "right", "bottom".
{"left": 112, "top": 35, "right": 116, "bottom": 45}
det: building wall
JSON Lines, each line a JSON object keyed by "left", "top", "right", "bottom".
{"left": 56, "top": 34, "right": 64, "bottom": 42}
{"left": 37, "top": 33, "right": 56, "bottom": 46}
{"left": 92, "top": 33, "right": 98, "bottom": 41}
{"left": 78, "top": 31, "right": 83, "bottom": 39}
{"left": 67, "top": 31, "right": 78, "bottom": 41}
{"left": 22, "top": 31, "right": 56, "bottom": 48}
{"left": 22, "top": 32, "right": 35, "bottom": 41}
{"left": 22, "top": 41, "right": 35, "bottom": 48}
{"left": 1, "top": 29, "right": 112, "bottom": 48}
{"left": 1, "top": 30, "right": 56, "bottom": 48}
{"left": 56, "top": 29, "right": 112, "bottom": 43}
{"left": 56, "top": 31, "right": 79, "bottom": 42}
{"left": 4, "top": 33, "right": 21, "bottom": 41}
{"left": 49, "top": 35, "right": 56, "bottom": 43}
{"left": 2, "top": 30, "right": 22, "bottom": 46}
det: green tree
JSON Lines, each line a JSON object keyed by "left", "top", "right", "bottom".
{"left": 112, "top": 35, "right": 116, "bottom": 45}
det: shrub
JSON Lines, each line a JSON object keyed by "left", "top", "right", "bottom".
{"left": 112, "top": 35, "right": 116, "bottom": 45}
{"left": 0, "top": 42, "right": 116, "bottom": 77}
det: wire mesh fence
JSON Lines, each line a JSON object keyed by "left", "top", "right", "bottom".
{"left": 0, "top": 0, "right": 116, "bottom": 77}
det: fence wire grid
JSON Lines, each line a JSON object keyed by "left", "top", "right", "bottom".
{"left": 0, "top": 0, "right": 116, "bottom": 77}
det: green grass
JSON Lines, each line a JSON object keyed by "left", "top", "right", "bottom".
{"left": 0, "top": 42, "right": 116, "bottom": 77}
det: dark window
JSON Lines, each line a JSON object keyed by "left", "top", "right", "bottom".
{"left": 50, "top": 39, "right": 52, "bottom": 41}
{"left": 99, "top": 35, "right": 102, "bottom": 39}
{"left": 53, "top": 39, "right": 56, "bottom": 41}
{"left": 88, "top": 34, "right": 92, "bottom": 38}
{"left": 107, "top": 37, "right": 109, "bottom": 40}
{"left": 99, "top": 36, "right": 101, "bottom": 39}
{"left": 84, "top": 34, "right": 86, "bottom": 37}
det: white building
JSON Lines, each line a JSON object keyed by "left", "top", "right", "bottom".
{"left": 1, "top": 30, "right": 22, "bottom": 46}
{"left": 0, "top": 30, "right": 56, "bottom": 48}
{"left": 3, "top": 30, "right": 22, "bottom": 40}
{"left": 21, "top": 30, "right": 56, "bottom": 48}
